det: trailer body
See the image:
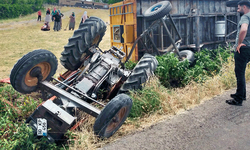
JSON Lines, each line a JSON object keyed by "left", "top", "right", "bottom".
{"left": 109, "top": 0, "right": 239, "bottom": 61}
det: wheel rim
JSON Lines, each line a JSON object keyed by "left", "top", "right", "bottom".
{"left": 92, "top": 35, "right": 100, "bottom": 45}
{"left": 151, "top": 4, "right": 162, "bottom": 12}
{"left": 25, "top": 62, "right": 51, "bottom": 86}
{"left": 105, "top": 106, "right": 128, "bottom": 134}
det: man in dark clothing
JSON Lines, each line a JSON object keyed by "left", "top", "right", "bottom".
{"left": 226, "top": 0, "right": 250, "bottom": 106}
{"left": 53, "top": 11, "right": 61, "bottom": 31}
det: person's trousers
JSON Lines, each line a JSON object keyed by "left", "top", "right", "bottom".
{"left": 37, "top": 15, "right": 41, "bottom": 21}
{"left": 53, "top": 21, "right": 60, "bottom": 31}
{"left": 234, "top": 46, "right": 250, "bottom": 100}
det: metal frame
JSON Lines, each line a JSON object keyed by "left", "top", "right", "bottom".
{"left": 125, "top": 14, "right": 182, "bottom": 63}
{"left": 170, "top": 11, "right": 239, "bottom": 50}
{"left": 40, "top": 80, "right": 101, "bottom": 117}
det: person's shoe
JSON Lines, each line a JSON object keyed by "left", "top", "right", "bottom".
{"left": 230, "top": 94, "right": 246, "bottom": 100}
{"left": 226, "top": 99, "right": 243, "bottom": 106}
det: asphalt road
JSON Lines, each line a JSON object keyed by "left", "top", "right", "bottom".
{"left": 101, "top": 82, "right": 250, "bottom": 150}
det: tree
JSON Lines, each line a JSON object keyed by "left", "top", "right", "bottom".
{"left": 0, "top": 0, "right": 12, "bottom": 4}
{"left": 48, "top": 0, "right": 58, "bottom": 3}
{"left": 27, "top": 0, "right": 35, "bottom": 4}
{"left": 14, "top": 0, "right": 28, "bottom": 4}
{"left": 35, "top": 0, "right": 43, "bottom": 5}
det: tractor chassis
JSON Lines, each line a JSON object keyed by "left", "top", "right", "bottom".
{"left": 39, "top": 80, "right": 101, "bottom": 117}
{"left": 26, "top": 79, "right": 103, "bottom": 143}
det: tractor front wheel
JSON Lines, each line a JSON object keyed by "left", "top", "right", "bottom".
{"left": 10, "top": 49, "right": 58, "bottom": 94}
{"left": 93, "top": 94, "right": 132, "bottom": 138}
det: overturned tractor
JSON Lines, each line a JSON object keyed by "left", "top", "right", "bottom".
{"left": 10, "top": 17, "right": 158, "bottom": 142}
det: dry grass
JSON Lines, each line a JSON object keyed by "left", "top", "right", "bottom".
{"left": 0, "top": 6, "right": 110, "bottom": 79}
{"left": 2, "top": 7, "right": 250, "bottom": 150}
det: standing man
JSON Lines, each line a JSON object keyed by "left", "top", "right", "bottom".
{"left": 226, "top": 0, "right": 250, "bottom": 106}
{"left": 58, "top": 10, "right": 64, "bottom": 30}
{"left": 53, "top": 11, "right": 61, "bottom": 31}
{"left": 37, "top": 10, "right": 41, "bottom": 21}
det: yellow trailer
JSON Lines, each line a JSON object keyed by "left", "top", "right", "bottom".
{"left": 109, "top": 0, "right": 138, "bottom": 61}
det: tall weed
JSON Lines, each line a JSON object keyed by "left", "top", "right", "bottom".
{"left": 156, "top": 53, "right": 190, "bottom": 88}
{"left": 0, "top": 84, "right": 59, "bottom": 149}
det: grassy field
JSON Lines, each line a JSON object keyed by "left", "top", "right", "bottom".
{"left": 0, "top": 6, "right": 110, "bottom": 80}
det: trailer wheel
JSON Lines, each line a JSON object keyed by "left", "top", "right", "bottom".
{"left": 93, "top": 94, "right": 132, "bottom": 138}
{"left": 118, "top": 53, "right": 158, "bottom": 94}
{"left": 143, "top": 1, "right": 172, "bottom": 21}
{"left": 179, "top": 50, "right": 195, "bottom": 65}
{"left": 60, "top": 17, "right": 106, "bottom": 71}
{"left": 10, "top": 49, "right": 58, "bottom": 94}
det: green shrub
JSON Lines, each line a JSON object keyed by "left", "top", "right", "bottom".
{"left": 0, "top": 84, "right": 60, "bottom": 149}
{"left": 155, "top": 47, "right": 233, "bottom": 88}
{"left": 124, "top": 60, "right": 137, "bottom": 70}
{"left": 155, "top": 53, "right": 190, "bottom": 88}
{"left": 0, "top": 0, "right": 60, "bottom": 19}
{"left": 129, "top": 87, "right": 161, "bottom": 118}
{"left": 0, "top": 122, "right": 58, "bottom": 150}
{"left": 0, "top": 4, "right": 36, "bottom": 19}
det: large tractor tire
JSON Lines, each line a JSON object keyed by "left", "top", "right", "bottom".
{"left": 143, "top": 1, "right": 172, "bottom": 21}
{"left": 93, "top": 94, "right": 132, "bottom": 138}
{"left": 118, "top": 53, "right": 158, "bottom": 94}
{"left": 10, "top": 49, "right": 58, "bottom": 94}
{"left": 60, "top": 17, "right": 106, "bottom": 71}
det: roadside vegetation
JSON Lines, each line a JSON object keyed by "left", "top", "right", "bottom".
{"left": 1, "top": 6, "right": 250, "bottom": 150}
{"left": 0, "top": 0, "right": 59, "bottom": 20}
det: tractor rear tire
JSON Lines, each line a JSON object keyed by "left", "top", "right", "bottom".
{"left": 143, "top": 1, "right": 172, "bottom": 21}
{"left": 118, "top": 53, "right": 158, "bottom": 94}
{"left": 10, "top": 49, "right": 58, "bottom": 94}
{"left": 60, "top": 17, "right": 106, "bottom": 71}
{"left": 93, "top": 94, "right": 132, "bottom": 138}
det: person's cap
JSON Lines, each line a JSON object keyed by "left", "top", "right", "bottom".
{"left": 238, "top": 0, "right": 250, "bottom": 7}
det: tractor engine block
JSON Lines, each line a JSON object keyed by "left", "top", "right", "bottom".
{"left": 74, "top": 47, "right": 129, "bottom": 98}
